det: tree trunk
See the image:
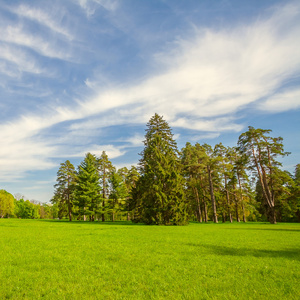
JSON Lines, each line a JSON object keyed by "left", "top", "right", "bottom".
{"left": 193, "top": 187, "right": 202, "bottom": 223}
{"left": 224, "top": 176, "right": 232, "bottom": 223}
{"left": 207, "top": 165, "right": 218, "bottom": 223}
{"left": 222, "top": 212, "right": 226, "bottom": 223}
{"left": 102, "top": 200, "right": 105, "bottom": 222}
{"left": 268, "top": 206, "right": 277, "bottom": 224}
{"left": 233, "top": 191, "right": 240, "bottom": 222}
{"left": 202, "top": 197, "right": 208, "bottom": 222}
{"left": 237, "top": 174, "right": 246, "bottom": 223}
{"left": 242, "top": 202, "right": 246, "bottom": 223}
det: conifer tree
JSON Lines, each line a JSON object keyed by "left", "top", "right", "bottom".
{"left": 238, "top": 126, "right": 289, "bottom": 223}
{"left": 74, "top": 153, "right": 101, "bottom": 221}
{"left": 109, "top": 170, "right": 128, "bottom": 221}
{"left": 53, "top": 160, "right": 76, "bottom": 221}
{"left": 97, "top": 151, "right": 114, "bottom": 222}
{"left": 134, "top": 113, "right": 188, "bottom": 225}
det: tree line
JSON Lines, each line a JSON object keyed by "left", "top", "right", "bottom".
{"left": 1, "top": 114, "right": 299, "bottom": 224}
{"left": 50, "top": 114, "right": 300, "bottom": 225}
{"left": 0, "top": 191, "right": 58, "bottom": 219}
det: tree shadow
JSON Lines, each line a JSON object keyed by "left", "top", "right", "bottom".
{"left": 37, "top": 219, "right": 146, "bottom": 226}
{"left": 187, "top": 243, "right": 300, "bottom": 261}
{"left": 224, "top": 228, "right": 300, "bottom": 232}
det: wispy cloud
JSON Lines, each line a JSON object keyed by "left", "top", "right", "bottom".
{"left": 77, "top": 0, "right": 119, "bottom": 16}
{"left": 259, "top": 88, "right": 300, "bottom": 112}
{"left": 0, "top": 24, "right": 71, "bottom": 60}
{"left": 10, "top": 4, "right": 74, "bottom": 40}
{"left": 0, "top": 43, "right": 44, "bottom": 76}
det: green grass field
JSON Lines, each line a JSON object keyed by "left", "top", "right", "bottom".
{"left": 0, "top": 219, "right": 299, "bottom": 299}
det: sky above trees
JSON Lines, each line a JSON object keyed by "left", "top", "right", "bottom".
{"left": 0, "top": 0, "right": 299, "bottom": 203}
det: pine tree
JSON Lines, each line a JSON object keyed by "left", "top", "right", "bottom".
{"left": 74, "top": 153, "right": 101, "bottom": 221}
{"left": 53, "top": 160, "right": 76, "bottom": 221}
{"left": 238, "top": 126, "right": 289, "bottom": 224}
{"left": 97, "top": 151, "right": 114, "bottom": 222}
{"left": 109, "top": 170, "right": 128, "bottom": 221}
{"left": 134, "top": 113, "right": 188, "bottom": 225}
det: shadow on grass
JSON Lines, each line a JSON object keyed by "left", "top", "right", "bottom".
{"left": 37, "top": 219, "right": 146, "bottom": 226}
{"left": 188, "top": 243, "right": 300, "bottom": 261}
{"left": 224, "top": 228, "right": 300, "bottom": 232}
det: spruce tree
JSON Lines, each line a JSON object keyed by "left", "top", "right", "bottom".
{"left": 53, "top": 160, "right": 76, "bottom": 221}
{"left": 97, "top": 151, "right": 114, "bottom": 222}
{"left": 134, "top": 113, "right": 188, "bottom": 225}
{"left": 74, "top": 153, "right": 101, "bottom": 221}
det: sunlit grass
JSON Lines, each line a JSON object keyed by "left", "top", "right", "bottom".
{"left": 0, "top": 219, "right": 299, "bottom": 299}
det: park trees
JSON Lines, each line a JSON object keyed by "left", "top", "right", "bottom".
{"left": 53, "top": 160, "right": 76, "bottom": 221}
{"left": 238, "top": 126, "right": 289, "bottom": 224}
{"left": 133, "top": 114, "right": 188, "bottom": 225}
{"left": 97, "top": 151, "right": 114, "bottom": 222}
{"left": 74, "top": 153, "right": 101, "bottom": 221}
{"left": 0, "top": 190, "right": 15, "bottom": 218}
{"left": 108, "top": 170, "right": 128, "bottom": 221}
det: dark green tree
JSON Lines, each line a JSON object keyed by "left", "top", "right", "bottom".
{"left": 97, "top": 151, "right": 114, "bottom": 222}
{"left": 238, "top": 126, "right": 289, "bottom": 224}
{"left": 53, "top": 160, "right": 76, "bottom": 221}
{"left": 74, "top": 153, "right": 101, "bottom": 221}
{"left": 133, "top": 113, "right": 188, "bottom": 225}
{"left": 109, "top": 170, "right": 128, "bottom": 221}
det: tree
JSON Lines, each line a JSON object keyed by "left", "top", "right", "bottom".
{"left": 238, "top": 126, "right": 289, "bottom": 224}
{"left": 202, "top": 143, "right": 222, "bottom": 223}
{"left": 15, "top": 199, "right": 40, "bottom": 219}
{"left": 133, "top": 113, "right": 188, "bottom": 225}
{"left": 0, "top": 190, "right": 15, "bottom": 218}
{"left": 74, "top": 153, "right": 101, "bottom": 221}
{"left": 97, "top": 151, "right": 114, "bottom": 222}
{"left": 214, "top": 143, "right": 234, "bottom": 223}
{"left": 53, "top": 160, "right": 76, "bottom": 221}
{"left": 109, "top": 170, "right": 128, "bottom": 221}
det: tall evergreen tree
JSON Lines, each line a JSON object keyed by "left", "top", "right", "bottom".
{"left": 53, "top": 160, "right": 76, "bottom": 221}
{"left": 109, "top": 170, "right": 128, "bottom": 221}
{"left": 133, "top": 113, "right": 188, "bottom": 225}
{"left": 74, "top": 153, "right": 101, "bottom": 221}
{"left": 97, "top": 151, "right": 114, "bottom": 222}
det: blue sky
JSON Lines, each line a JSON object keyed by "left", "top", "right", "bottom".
{"left": 0, "top": 0, "right": 299, "bottom": 203}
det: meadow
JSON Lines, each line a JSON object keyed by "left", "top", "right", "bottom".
{"left": 0, "top": 219, "right": 299, "bottom": 299}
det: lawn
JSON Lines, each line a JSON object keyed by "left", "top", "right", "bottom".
{"left": 0, "top": 219, "right": 299, "bottom": 299}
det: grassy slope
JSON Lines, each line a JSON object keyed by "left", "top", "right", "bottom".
{"left": 0, "top": 219, "right": 299, "bottom": 299}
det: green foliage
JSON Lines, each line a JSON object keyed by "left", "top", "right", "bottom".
{"left": 15, "top": 199, "right": 40, "bottom": 219}
{"left": 0, "top": 190, "right": 15, "bottom": 218}
{"left": 97, "top": 151, "right": 114, "bottom": 221}
{"left": 108, "top": 170, "right": 128, "bottom": 221}
{"left": 53, "top": 160, "right": 76, "bottom": 221}
{"left": 74, "top": 153, "right": 101, "bottom": 221}
{"left": 134, "top": 113, "right": 189, "bottom": 225}
{"left": 238, "top": 126, "right": 289, "bottom": 224}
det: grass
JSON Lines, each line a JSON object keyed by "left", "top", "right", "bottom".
{"left": 0, "top": 219, "right": 299, "bottom": 299}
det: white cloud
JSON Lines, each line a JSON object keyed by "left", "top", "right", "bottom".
{"left": 77, "top": 0, "right": 119, "bottom": 16}
{"left": 71, "top": 144, "right": 126, "bottom": 159}
{"left": 0, "top": 44, "right": 43, "bottom": 75}
{"left": 11, "top": 5, "right": 74, "bottom": 40}
{"left": 0, "top": 24, "right": 71, "bottom": 60}
{"left": 259, "top": 88, "right": 300, "bottom": 112}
